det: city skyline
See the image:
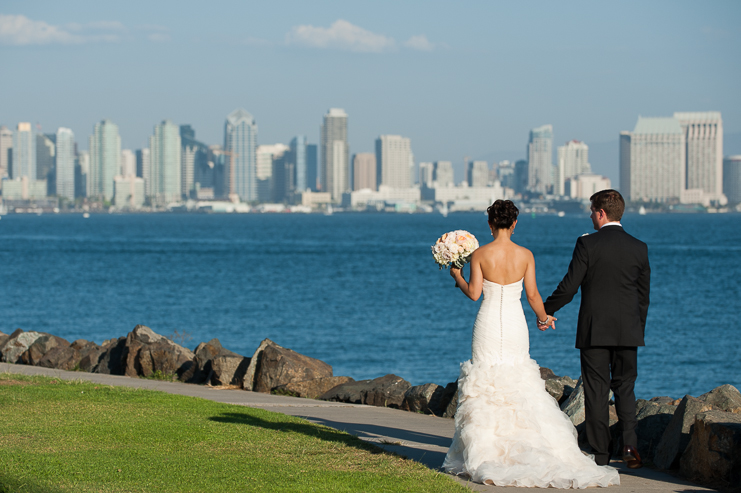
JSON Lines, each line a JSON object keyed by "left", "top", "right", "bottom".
{"left": 2, "top": 1, "right": 740, "bottom": 187}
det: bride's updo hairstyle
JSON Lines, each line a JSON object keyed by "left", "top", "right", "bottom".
{"left": 487, "top": 200, "right": 519, "bottom": 230}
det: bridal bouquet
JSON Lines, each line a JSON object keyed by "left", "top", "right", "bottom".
{"left": 431, "top": 230, "right": 479, "bottom": 269}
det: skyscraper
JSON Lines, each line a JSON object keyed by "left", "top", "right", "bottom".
{"left": 224, "top": 108, "right": 258, "bottom": 202}
{"left": 55, "top": 127, "right": 75, "bottom": 201}
{"left": 433, "top": 161, "right": 454, "bottom": 188}
{"left": 321, "top": 108, "right": 349, "bottom": 202}
{"left": 375, "top": 135, "right": 412, "bottom": 189}
{"left": 89, "top": 119, "right": 121, "bottom": 201}
{"left": 557, "top": 140, "right": 590, "bottom": 196}
{"left": 290, "top": 136, "right": 307, "bottom": 192}
{"left": 418, "top": 162, "right": 433, "bottom": 187}
{"left": 527, "top": 124, "right": 553, "bottom": 194}
{"left": 75, "top": 150, "right": 89, "bottom": 198}
{"left": 149, "top": 120, "right": 182, "bottom": 204}
{"left": 620, "top": 117, "right": 684, "bottom": 202}
{"left": 256, "top": 144, "right": 289, "bottom": 203}
{"left": 0, "top": 125, "right": 13, "bottom": 178}
{"left": 306, "top": 144, "right": 318, "bottom": 192}
{"left": 723, "top": 156, "right": 741, "bottom": 205}
{"left": 180, "top": 125, "right": 209, "bottom": 199}
{"left": 136, "top": 148, "right": 150, "bottom": 194}
{"left": 674, "top": 112, "right": 724, "bottom": 202}
{"left": 353, "top": 153, "right": 376, "bottom": 191}
{"left": 467, "top": 161, "right": 489, "bottom": 188}
{"left": 13, "top": 122, "right": 35, "bottom": 180}
{"left": 121, "top": 149, "right": 136, "bottom": 177}
{"left": 36, "top": 133, "right": 55, "bottom": 184}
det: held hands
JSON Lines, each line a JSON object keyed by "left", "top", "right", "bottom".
{"left": 537, "top": 315, "right": 557, "bottom": 331}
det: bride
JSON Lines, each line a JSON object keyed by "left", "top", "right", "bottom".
{"left": 442, "top": 200, "right": 619, "bottom": 488}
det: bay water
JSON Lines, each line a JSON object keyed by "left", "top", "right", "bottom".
{"left": 1, "top": 211, "right": 739, "bottom": 400}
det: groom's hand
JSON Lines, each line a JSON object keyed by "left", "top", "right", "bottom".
{"left": 537, "top": 315, "right": 557, "bottom": 331}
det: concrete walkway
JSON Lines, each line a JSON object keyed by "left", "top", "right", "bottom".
{"left": 0, "top": 363, "right": 717, "bottom": 492}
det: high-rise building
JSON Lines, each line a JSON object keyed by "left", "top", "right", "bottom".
{"left": 0, "top": 125, "right": 13, "bottom": 178}
{"left": 121, "top": 149, "right": 136, "bottom": 177}
{"left": 565, "top": 174, "right": 611, "bottom": 200}
{"left": 723, "top": 156, "right": 741, "bottom": 205}
{"left": 556, "top": 140, "right": 590, "bottom": 196}
{"left": 55, "top": 128, "right": 75, "bottom": 201}
{"left": 289, "top": 136, "right": 307, "bottom": 192}
{"left": 271, "top": 152, "right": 294, "bottom": 203}
{"left": 514, "top": 159, "right": 528, "bottom": 194}
{"left": 321, "top": 108, "right": 348, "bottom": 202}
{"left": 89, "top": 119, "right": 121, "bottom": 201}
{"left": 674, "top": 112, "right": 724, "bottom": 202}
{"left": 13, "top": 122, "right": 35, "bottom": 180}
{"left": 36, "top": 133, "right": 55, "bottom": 195}
{"left": 114, "top": 175, "right": 145, "bottom": 209}
{"left": 620, "top": 117, "right": 684, "bottom": 203}
{"left": 180, "top": 125, "right": 209, "bottom": 199}
{"left": 353, "top": 153, "right": 376, "bottom": 191}
{"left": 467, "top": 161, "right": 489, "bottom": 187}
{"left": 433, "top": 161, "right": 454, "bottom": 187}
{"left": 224, "top": 109, "right": 257, "bottom": 202}
{"left": 136, "top": 148, "right": 150, "bottom": 194}
{"left": 527, "top": 124, "right": 553, "bottom": 194}
{"left": 256, "top": 144, "right": 289, "bottom": 203}
{"left": 306, "top": 144, "right": 318, "bottom": 191}
{"left": 419, "top": 162, "right": 433, "bottom": 187}
{"left": 375, "top": 135, "right": 412, "bottom": 189}
{"left": 149, "top": 120, "right": 182, "bottom": 204}
{"left": 496, "top": 161, "right": 516, "bottom": 190}
{"left": 75, "top": 150, "right": 89, "bottom": 198}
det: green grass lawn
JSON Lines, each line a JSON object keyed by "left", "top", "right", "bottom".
{"left": 0, "top": 374, "right": 467, "bottom": 493}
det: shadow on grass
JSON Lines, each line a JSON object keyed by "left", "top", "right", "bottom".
{"left": 0, "top": 473, "right": 67, "bottom": 493}
{"left": 209, "top": 412, "right": 391, "bottom": 455}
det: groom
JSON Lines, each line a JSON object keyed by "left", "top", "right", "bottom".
{"left": 543, "top": 189, "right": 650, "bottom": 468}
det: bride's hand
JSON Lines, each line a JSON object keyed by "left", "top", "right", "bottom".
{"left": 450, "top": 266, "right": 462, "bottom": 279}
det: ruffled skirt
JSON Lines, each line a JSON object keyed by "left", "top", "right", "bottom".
{"left": 442, "top": 356, "right": 620, "bottom": 488}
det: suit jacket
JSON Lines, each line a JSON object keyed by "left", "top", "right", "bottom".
{"left": 543, "top": 225, "right": 650, "bottom": 349}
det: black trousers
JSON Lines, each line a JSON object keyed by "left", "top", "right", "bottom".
{"left": 580, "top": 346, "right": 638, "bottom": 465}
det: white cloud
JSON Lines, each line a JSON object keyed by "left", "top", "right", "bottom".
{"left": 286, "top": 19, "right": 396, "bottom": 53}
{"left": 404, "top": 35, "right": 435, "bottom": 52}
{"left": 0, "top": 14, "right": 83, "bottom": 45}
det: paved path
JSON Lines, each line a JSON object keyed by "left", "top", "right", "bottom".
{"left": 1, "top": 363, "right": 717, "bottom": 492}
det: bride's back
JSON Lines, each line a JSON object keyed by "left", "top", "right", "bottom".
{"left": 476, "top": 239, "right": 529, "bottom": 285}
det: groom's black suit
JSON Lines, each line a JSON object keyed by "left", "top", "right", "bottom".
{"left": 544, "top": 225, "right": 650, "bottom": 465}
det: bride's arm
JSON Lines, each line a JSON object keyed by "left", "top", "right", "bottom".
{"left": 523, "top": 251, "right": 555, "bottom": 330}
{"left": 450, "top": 253, "right": 483, "bottom": 301}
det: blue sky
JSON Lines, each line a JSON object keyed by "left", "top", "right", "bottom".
{"left": 1, "top": 1, "right": 740, "bottom": 184}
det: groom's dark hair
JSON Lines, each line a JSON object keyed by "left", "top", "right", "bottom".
{"left": 590, "top": 189, "right": 624, "bottom": 221}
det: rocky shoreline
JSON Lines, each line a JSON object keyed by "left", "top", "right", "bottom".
{"left": 1, "top": 326, "right": 739, "bottom": 491}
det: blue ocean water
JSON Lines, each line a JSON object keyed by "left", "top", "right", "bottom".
{"left": 0, "top": 212, "right": 739, "bottom": 400}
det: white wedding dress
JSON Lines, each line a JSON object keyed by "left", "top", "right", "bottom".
{"left": 443, "top": 279, "right": 620, "bottom": 488}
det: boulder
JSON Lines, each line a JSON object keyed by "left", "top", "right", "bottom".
{"left": 210, "top": 355, "right": 251, "bottom": 387}
{"left": 635, "top": 400, "right": 678, "bottom": 464}
{"left": 0, "top": 329, "right": 44, "bottom": 363}
{"left": 545, "top": 375, "right": 577, "bottom": 405}
{"left": 561, "top": 377, "right": 586, "bottom": 426}
{"left": 654, "top": 395, "right": 714, "bottom": 470}
{"left": 181, "top": 338, "right": 244, "bottom": 384}
{"left": 699, "top": 384, "right": 741, "bottom": 414}
{"left": 20, "top": 334, "right": 70, "bottom": 366}
{"left": 320, "top": 374, "right": 411, "bottom": 408}
{"left": 95, "top": 337, "right": 127, "bottom": 375}
{"left": 441, "top": 381, "right": 459, "bottom": 418}
{"left": 679, "top": 410, "right": 741, "bottom": 489}
{"left": 272, "top": 376, "right": 355, "bottom": 399}
{"left": 72, "top": 340, "right": 106, "bottom": 372}
{"left": 247, "top": 339, "right": 333, "bottom": 394}
{"left": 402, "top": 383, "right": 448, "bottom": 415}
{"left": 37, "top": 346, "right": 80, "bottom": 371}
{"left": 539, "top": 366, "right": 557, "bottom": 380}
{"left": 120, "top": 325, "right": 195, "bottom": 379}
{"left": 0, "top": 330, "right": 8, "bottom": 348}
{"left": 649, "top": 396, "right": 677, "bottom": 405}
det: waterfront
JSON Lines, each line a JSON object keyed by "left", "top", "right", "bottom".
{"left": 0, "top": 212, "right": 739, "bottom": 399}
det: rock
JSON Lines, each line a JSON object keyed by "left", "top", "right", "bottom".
{"left": 73, "top": 340, "right": 106, "bottom": 372}
{"left": 247, "top": 339, "right": 333, "bottom": 394}
{"left": 0, "top": 330, "right": 8, "bottom": 348}
{"left": 402, "top": 383, "right": 448, "bottom": 415}
{"left": 0, "top": 329, "right": 45, "bottom": 363}
{"left": 680, "top": 410, "right": 741, "bottom": 489}
{"left": 121, "top": 325, "right": 195, "bottom": 379}
{"left": 37, "top": 346, "right": 80, "bottom": 370}
{"left": 272, "top": 376, "right": 355, "bottom": 399}
{"left": 561, "top": 377, "right": 586, "bottom": 426}
{"left": 95, "top": 337, "right": 127, "bottom": 374}
{"left": 243, "top": 338, "right": 275, "bottom": 391}
{"left": 654, "top": 395, "right": 714, "bottom": 470}
{"left": 539, "top": 366, "right": 557, "bottom": 380}
{"left": 441, "top": 381, "right": 459, "bottom": 418}
{"left": 699, "top": 384, "right": 741, "bottom": 414}
{"left": 650, "top": 396, "right": 676, "bottom": 405}
{"left": 320, "top": 374, "right": 412, "bottom": 408}
{"left": 635, "top": 400, "right": 678, "bottom": 463}
{"left": 210, "top": 355, "right": 251, "bottom": 387}
{"left": 181, "top": 338, "right": 244, "bottom": 384}
{"left": 20, "top": 334, "right": 70, "bottom": 366}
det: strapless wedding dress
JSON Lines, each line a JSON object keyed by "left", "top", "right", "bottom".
{"left": 442, "top": 279, "right": 619, "bottom": 488}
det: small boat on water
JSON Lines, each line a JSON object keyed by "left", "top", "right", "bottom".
{"left": 83, "top": 212, "right": 90, "bottom": 218}
{"left": 638, "top": 206, "right": 647, "bottom": 215}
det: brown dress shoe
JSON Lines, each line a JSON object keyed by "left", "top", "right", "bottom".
{"left": 622, "top": 445, "right": 642, "bottom": 469}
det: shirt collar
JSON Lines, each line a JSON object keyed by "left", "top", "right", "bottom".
{"left": 600, "top": 221, "right": 622, "bottom": 229}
